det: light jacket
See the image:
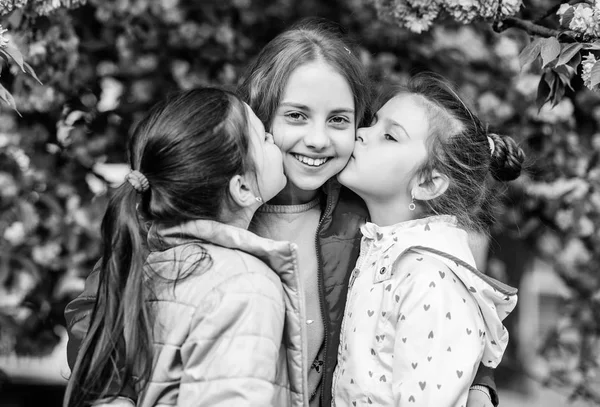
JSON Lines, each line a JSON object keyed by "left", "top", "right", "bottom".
{"left": 65, "top": 219, "right": 309, "bottom": 407}
{"left": 331, "top": 216, "right": 517, "bottom": 407}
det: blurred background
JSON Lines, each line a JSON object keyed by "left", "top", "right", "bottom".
{"left": 1, "top": 0, "right": 600, "bottom": 406}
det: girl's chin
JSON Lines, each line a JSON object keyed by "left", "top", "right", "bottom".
{"left": 337, "top": 165, "right": 354, "bottom": 185}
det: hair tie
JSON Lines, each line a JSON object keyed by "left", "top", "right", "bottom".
{"left": 126, "top": 170, "right": 149, "bottom": 193}
{"left": 487, "top": 136, "right": 496, "bottom": 156}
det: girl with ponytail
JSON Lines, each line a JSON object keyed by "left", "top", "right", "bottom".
{"left": 64, "top": 87, "right": 310, "bottom": 406}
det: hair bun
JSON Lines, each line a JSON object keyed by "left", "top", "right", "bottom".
{"left": 488, "top": 133, "right": 525, "bottom": 182}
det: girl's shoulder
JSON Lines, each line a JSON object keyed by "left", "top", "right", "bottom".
{"left": 148, "top": 242, "right": 284, "bottom": 306}
{"left": 392, "top": 249, "right": 452, "bottom": 280}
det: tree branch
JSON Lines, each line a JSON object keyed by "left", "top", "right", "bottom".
{"left": 534, "top": 0, "right": 573, "bottom": 24}
{"left": 494, "top": 16, "right": 587, "bottom": 42}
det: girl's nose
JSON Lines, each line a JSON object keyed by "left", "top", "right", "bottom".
{"left": 356, "top": 127, "right": 368, "bottom": 144}
{"left": 305, "top": 124, "right": 331, "bottom": 150}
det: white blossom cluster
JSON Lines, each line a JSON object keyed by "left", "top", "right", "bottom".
{"left": 370, "top": 0, "right": 523, "bottom": 33}
{"left": 557, "top": 1, "right": 600, "bottom": 38}
{"left": 0, "top": 0, "right": 86, "bottom": 17}
{"left": 0, "top": 24, "right": 8, "bottom": 47}
{"left": 0, "top": 0, "right": 27, "bottom": 17}
{"left": 581, "top": 53, "right": 599, "bottom": 91}
{"left": 32, "top": 0, "right": 87, "bottom": 15}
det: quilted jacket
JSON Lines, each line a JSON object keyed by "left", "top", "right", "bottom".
{"left": 65, "top": 219, "right": 309, "bottom": 407}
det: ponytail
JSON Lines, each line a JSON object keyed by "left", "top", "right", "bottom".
{"left": 64, "top": 182, "right": 153, "bottom": 406}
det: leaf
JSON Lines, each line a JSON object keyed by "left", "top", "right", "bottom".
{"left": 0, "top": 83, "right": 20, "bottom": 115}
{"left": 541, "top": 37, "right": 561, "bottom": 68}
{"left": 567, "top": 52, "right": 582, "bottom": 71}
{"left": 554, "top": 65, "right": 575, "bottom": 90}
{"left": 23, "top": 62, "right": 42, "bottom": 85}
{"left": 7, "top": 9, "right": 23, "bottom": 27}
{"left": 551, "top": 74, "right": 566, "bottom": 107}
{"left": 0, "top": 45, "right": 25, "bottom": 72}
{"left": 536, "top": 73, "right": 552, "bottom": 111}
{"left": 557, "top": 43, "right": 583, "bottom": 66}
{"left": 561, "top": 7, "right": 575, "bottom": 28}
{"left": 584, "top": 41, "right": 600, "bottom": 51}
{"left": 590, "top": 61, "right": 600, "bottom": 88}
{"left": 519, "top": 38, "right": 543, "bottom": 69}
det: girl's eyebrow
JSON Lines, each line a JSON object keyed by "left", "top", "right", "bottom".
{"left": 387, "top": 118, "right": 410, "bottom": 138}
{"left": 279, "top": 102, "right": 354, "bottom": 115}
{"left": 331, "top": 108, "right": 355, "bottom": 115}
{"left": 280, "top": 102, "right": 310, "bottom": 110}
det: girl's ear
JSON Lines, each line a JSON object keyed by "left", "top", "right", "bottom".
{"left": 413, "top": 170, "right": 449, "bottom": 201}
{"left": 228, "top": 174, "right": 258, "bottom": 208}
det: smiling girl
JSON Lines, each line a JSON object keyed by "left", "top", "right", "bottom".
{"left": 332, "top": 74, "right": 524, "bottom": 406}
{"left": 239, "top": 19, "right": 369, "bottom": 406}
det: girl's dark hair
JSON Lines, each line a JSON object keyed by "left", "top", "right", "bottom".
{"left": 238, "top": 17, "right": 372, "bottom": 128}
{"left": 380, "top": 73, "right": 525, "bottom": 232}
{"left": 63, "top": 87, "right": 252, "bottom": 407}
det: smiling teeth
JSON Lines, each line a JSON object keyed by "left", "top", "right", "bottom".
{"left": 293, "top": 154, "right": 328, "bottom": 167}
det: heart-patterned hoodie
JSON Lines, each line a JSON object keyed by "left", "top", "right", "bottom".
{"left": 332, "top": 215, "right": 517, "bottom": 407}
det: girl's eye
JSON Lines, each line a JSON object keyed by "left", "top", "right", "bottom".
{"left": 330, "top": 116, "right": 350, "bottom": 125}
{"left": 384, "top": 134, "right": 397, "bottom": 142}
{"left": 285, "top": 112, "right": 305, "bottom": 121}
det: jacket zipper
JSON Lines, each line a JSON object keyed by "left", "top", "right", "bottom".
{"left": 331, "top": 240, "right": 371, "bottom": 401}
{"left": 315, "top": 193, "right": 335, "bottom": 406}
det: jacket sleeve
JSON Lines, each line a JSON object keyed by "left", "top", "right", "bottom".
{"left": 177, "top": 270, "right": 286, "bottom": 407}
{"left": 392, "top": 257, "right": 486, "bottom": 407}
{"left": 472, "top": 364, "right": 498, "bottom": 406}
{"left": 64, "top": 260, "right": 137, "bottom": 401}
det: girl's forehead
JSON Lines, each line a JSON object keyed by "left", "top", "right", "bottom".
{"left": 380, "top": 94, "right": 425, "bottom": 117}
{"left": 280, "top": 61, "right": 354, "bottom": 108}
{"left": 379, "top": 94, "right": 430, "bottom": 139}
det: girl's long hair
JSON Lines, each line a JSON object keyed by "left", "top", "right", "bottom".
{"left": 64, "top": 87, "right": 252, "bottom": 406}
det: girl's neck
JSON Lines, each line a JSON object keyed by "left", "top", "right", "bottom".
{"left": 268, "top": 182, "right": 319, "bottom": 205}
{"left": 220, "top": 207, "right": 255, "bottom": 230}
{"left": 365, "top": 198, "right": 420, "bottom": 227}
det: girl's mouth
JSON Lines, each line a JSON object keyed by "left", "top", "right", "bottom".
{"left": 292, "top": 153, "right": 331, "bottom": 167}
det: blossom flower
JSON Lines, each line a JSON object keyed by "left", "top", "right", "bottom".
{"left": 0, "top": 172, "right": 19, "bottom": 200}
{"left": 529, "top": 98, "right": 575, "bottom": 124}
{"left": 478, "top": 91, "right": 515, "bottom": 122}
{"left": 404, "top": 7, "right": 438, "bottom": 33}
{"left": 0, "top": 25, "right": 8, "bottom": 47}
{"left": 556, "top": 4, "right": 572, "bottom": 26}
{"left": 32, "top": 241, "right": 62, "bottom": 265}
{"left": 499, "top": 0, "right": 523, "bottom": 18}
{"left": 3, "top": 222, "right": 26, "bottom": 245}
{"left": 581, "top": 53, "right": 599, "bottom": 91}
{"left": 569, "top": 4, "right": 595, "bottom": 34}
{"left": 371, "top": 0, "right": 521, "bottom": 32}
